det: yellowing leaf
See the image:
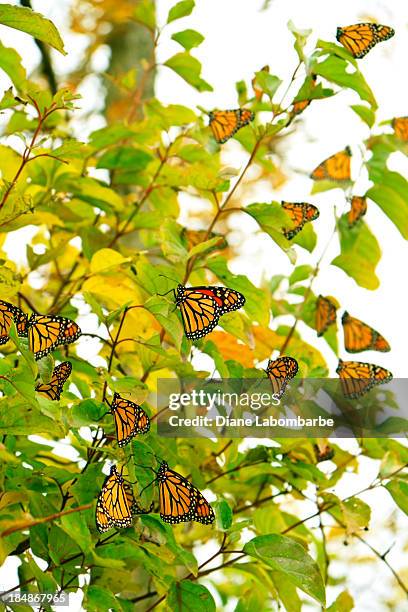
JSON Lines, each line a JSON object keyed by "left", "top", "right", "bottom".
{"left": 90, "top": 248, "right": 130, "bottom": 274}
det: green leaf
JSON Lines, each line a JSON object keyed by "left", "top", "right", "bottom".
{"left": 253, "top": 71, "right": 282, "bottom": 99}
{"left": 215, "top": 500, "right": 233, "bottom": 530}
{"left": 84, "top": 586, "right": 121, "bottom": 612}
{"left": 0, "top": 42, "right": 26, "bottom": 89}
{"left": 366, "top": 172, "right": 408, "bottom": 239}
{"left": 133, "top": 0, "right": 155, "bottom": 30}
{"left": 172, "top": 29, "right": 204, "bottom": 50}
{"left": 0, "top": 4, "right": 66, "bottom": 55}
{"left": 167, "top": 0, "right": 195, "bottom": 23}
{"left": 167, "top": 581, "right": 216, "bottom": 612}
{"left": 288, "top": 20, "right": 312, "bottom": 61}
{"left": 59, "top": 511, "right": 92, "bottom": 552}
{"left": 351, "top": 104, "right": 375, "bottom": 128}
{"left": 289, "top": 264, "right": 314, "bottom": 285}
{"left": 97, "top": 147, "right": 153, "bottom": 172}
{"left": 339, "top": 498, "right": 371, "bottom": 534}
{"left": 385, "top": 480, "right": 408, "bottom": 515}
{"left": 164, "top": 52, "right": 213, "bottom": 92}
{"left": 311, "top": 53, "right": 377, "bottom": 109}
{"left": 331, "top": 216, "right": 381, "bottom": 289}
{"left": 244, "top": 534, "right": 325, "bottom": 605}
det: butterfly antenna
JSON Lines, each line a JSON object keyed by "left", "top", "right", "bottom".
{"left": 138, "top": 477, "right": 157, "bottom": 497}
{"left": 157, "top": 274, "right": 180, "bottom": 297}
{"left": 197, "top": 105, "right": 209, "bottom": 116}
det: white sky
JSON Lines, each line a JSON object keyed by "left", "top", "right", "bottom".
{"left": 0, "top": 1, "right": 407, "bottom": 610}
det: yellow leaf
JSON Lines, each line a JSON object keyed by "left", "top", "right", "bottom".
{"left": 90, "top": 248, "right": 130, "bottom": 274}
{"left": 210, "top": 332, "right": 254, "bottom": 367}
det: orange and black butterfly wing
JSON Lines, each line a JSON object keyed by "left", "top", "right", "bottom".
{"left": 336, "top": 359, "right": 392, "bottom": 399}
{"left": 36, "top": 361, "right": 72, "bottom": 401}
{"left": 282, "top": 202, "right": 319, "bottom": 239}
{"left": 392, "top": 117, "right": 408, "bottom": 142}
{"left": 266, "top": 356, "right": 299, "bottom": 399}
{"left": 209, "top": 109, "right": 254, "bottom": 144}
{"left": 311, "top": 148, "right": 351, "bottom": 182}
{"left": 96, "top": 467, "right": 133, "bottom": 532}
{"left": 158, "top": 463, "right": 214, "bottom": 524}
{"left": 176, "top": 286, "right": 221, "bottom": 340}
{"left": 347, "top": 196, "right": 367, "bottom": 227}
{"left": 111, "top": 392, "right": 150, "bottom": 447}
{"left": 0, "top": 300, "right": 15, "bottom": 345}
{"left": 315, "top": 295, "right": 337, "bottom": 337}
{"left": 28, "top": 314, "right": 81, "bottom": 360}
{"left": 202, "top": 286, "right": 246, "bottom": 313}
{"left": 336, "top": 23, "right": 394, "bottom": 59}
{"left": 342, "top": 312, "right": 390, "bottom": 353}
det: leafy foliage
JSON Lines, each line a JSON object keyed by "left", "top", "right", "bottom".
{"left": 0, "top": 2, "right": 407, "bottom": 611}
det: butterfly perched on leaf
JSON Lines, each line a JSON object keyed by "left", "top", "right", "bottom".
{"left": 146, "top": 460, "right": 214, "bottom": 525}
{"left": 392, "top": 117, "right": 408, "bottom": 142}
{"left": 0, "top": 300, "right": 28, "bottom": 345}
{"left": 173, "top": 284, "right": 245, "bottom": 340}
{"left": 96, "top": 466, "right": 149, "bottom": 533}
{"left": 347, "top": 196, "right": 367, "bottom": 227}
{"left": 281, "top": 201, "right": 319, "bottom": 240}
{"left": 342, "top": 311, "right": 390, "bottom": 353}
{"left": 291, "top": 74, "right": 317, "bottom": 117}
{"left": 26, "top": 314, "right": 81, "bottom": 360}
{"left": 315, "top": 295, "right": 337, "bottom": 337}
{"left": 266, "top": 356, "right": 299, "bottom": 399}
{"left": 310, "top": 147, "right": 352, "bottom": 182}
{"left": 208, "top": 108, "right": 254, "bottom": 144}
{"left": 336, "top": 23, "right": 395, "bottom": 59}
{"left": 336, "top": 359, "right": 393, "bottom": 399}
{"left": 35, "top": 361, "right": 72, "bottom": 401}
{"left": 110, "top": 392, "right": 150, "bottom": 447}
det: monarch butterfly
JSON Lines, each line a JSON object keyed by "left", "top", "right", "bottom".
{"left": 392, "top": 117, "right": 408, "bottom": 141}
{"left": 310, "top": 147, "right": 351, "bottom": 182}
{"left": 336, "top": 359, "right": 393, "bottom": 399}
{"left": 336, "top": 23, "right": 395, "bottom": 59}
{"left": 315, "top": 295, "right": 337, "bottom": 337}
{"left": 110, "top": 392, "right": 150, "bottom": 447}
{"left": 266, "top": 356, "right": 299, "bottom": 399}
{"left": 314, "top": 443, "right": 335, "bottom": 462}
{"left": 0, "top": 301, "right": 25, "bottom": 345}
{"left": 26, "top": 314, "right": 81, "bottom": 360}
{"left": 96, "top": 466, "right": 148, "bottom": 533}
{"left": 209, "top": 109, "right": 254, "bottom": 144}
{"left": 291, "top": 74, "right": 317, "bottom": 116}
{"left": 347, "top": 196, "right": 367, "bottom": 227}
{"left": 342, "top": 311, "right": 390, "bottom": 353}
{"left": 252, "top": 65, "right": 270, "bottom": 101}
{"left": 152, "top": 460, "right": 214, "bottom": 524}
{"left": 174, "top": 284, "right": 245, "bottom": 340}
{"left": 281, "top": 201, "right": 320, "bottom": 240}
{"left": 35, "top": 361, "right": 72, "bottom": 401}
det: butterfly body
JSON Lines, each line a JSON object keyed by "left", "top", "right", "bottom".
{"left": 336, "top": 359, "right": 392, "bottom": 399}
{"left": 311, "top": 147, "right": 351, "bottom": 182}
{"left": 36, "top": 361, "right": 72, "bottom": 401}
{"left": 281, "top": 202, "right": 319, "bottom": 240}
{"left": 347, "top": 196, "right": 367, "bottom": 227}
{"left": 27, "top": 313, "right": 81, "bottom": 360}
{"left": 209, "top": 108, "right": 254, "bottom": 143}
{"left": 111, "top": 392, "right": 150, "bottom": 447}
{"left": 266, "top": 356, "right": 299, "bottom": 399}
{"left": 342, "top": 311, "right": 390, "bottom": 353}
{"left": 175, "top": 284, "right": 245, "bottom": 340}
{"left": 336, "top": 23, "right": 395, "bottom": 59}
{"left": 315, "top": 295, "right": 337, "bottom": 337}
{"left": 156, "top": 461, "right": 215, "bottom": 524}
